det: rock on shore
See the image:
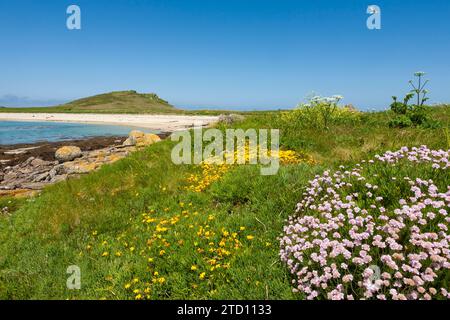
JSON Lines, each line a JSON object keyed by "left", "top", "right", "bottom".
{"left": 55, "top": 146, "right": 82, "bottom": 162}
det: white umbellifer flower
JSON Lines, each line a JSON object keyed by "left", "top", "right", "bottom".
{"left": 414, "top": 71, "right": 426, "bottom": 77}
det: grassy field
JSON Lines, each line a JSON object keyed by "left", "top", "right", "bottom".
{"left": 0, "top": 105, "right": 449, "bottom": 299}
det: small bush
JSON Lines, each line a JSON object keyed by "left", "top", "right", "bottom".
{"left": 388, "top": 114, "right": 413, "bottom": 128}
{"left": 389, "top": 72, "right": 438, "bottom": 128}
{"left": 282, "top": 96, "right": 361, "bottom": 130}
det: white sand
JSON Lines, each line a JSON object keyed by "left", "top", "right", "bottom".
{"left": 0, "top": 113, "right": 219, "bottom": 132}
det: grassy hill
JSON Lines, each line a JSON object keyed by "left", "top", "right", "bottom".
{"left": 0, "top": 105, "right": 449, "bottom": 299}
{"left": 0, "top": 90, "right": 252, "bottom": 115}
{"left": 0, "top": 91, "right": 182, "bottom": 114}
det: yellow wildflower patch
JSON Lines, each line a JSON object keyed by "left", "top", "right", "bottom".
{"left": 186, "top": 145, "right": 315, "bottom": 192}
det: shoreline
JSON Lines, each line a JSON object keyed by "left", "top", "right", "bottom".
{"left": 0, "top": 131, "right": 169, "bottom": 197}
{"left": 0, "top": 113, "right": 219, "bottom": 132}
{"left": 0, "top": 132, "right": 171, "bottom": 168}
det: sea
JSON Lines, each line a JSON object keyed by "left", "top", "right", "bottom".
{"left": 0, "top": 121, "right": 155, "bottom": 145}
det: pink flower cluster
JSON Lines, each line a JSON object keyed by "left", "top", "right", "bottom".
{"left": 280, "top": 146, "right": 450, "bottom": 300}
{"left": 374, "top": 145, "right": 449, "bottom": 170}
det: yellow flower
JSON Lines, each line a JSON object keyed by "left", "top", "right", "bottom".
{"left": 133, "top": 289, "right": 140, "bottom": 294}
{"left": 246, "top": 235, "right": 254, "bottom": 240}
{"left": 148, "top": 257, "right": 154, "bottom": 263}
{"left": 101, "top": 251, "right": 109, "bottom": 257}
{"left": 240, "top": 226, "right": 246, "bottom": 231}
{"left": 132, "top": 278, "right": 139, "bottom": 283}
{"left": 208, "top": 259, "right": 217, "bottom": 265}
{"left": 199, "top": 272, "right": 206, "bottom": 280}
{"left": 158, "top": 277, "right": 166, "bottom": 284}
{"left": 92, "top": 230, "right": 98, "bottom": 236}
{"left": 191, "top": 265, "right": 198, "bottom": 271}
{"left": 124, "top": 283, "right": 131, "bottom": 289}
{"left": 115, "top": 251, "right": 122, "bottom": 257}
{"left": 153, "top": 271, "right": 159, "bottom": 276}
{"left": 135, "top": 294, "right": 143, "bottom": 300}
{"left": 159, "top": 250, "right": 166, "bottom": 256}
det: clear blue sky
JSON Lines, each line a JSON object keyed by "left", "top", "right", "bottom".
{"left": 1, "top": 0, "right": 449, "bottom": 110}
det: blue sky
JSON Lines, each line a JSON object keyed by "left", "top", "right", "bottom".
{"left": 0, "top": 0, "right": 449, "bottom": 110}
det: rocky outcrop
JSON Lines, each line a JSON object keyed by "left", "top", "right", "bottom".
{"left": 55, "top": 146, "right": 82, "bottom": 162}
{"left": 1, "top": 131, "right": 163, "bottom": 198}
{"left": 218, "top": 114, "right": 245, "bottom": 125}
{"left": 122, "top": 131, "right": 161, "bottom": 147}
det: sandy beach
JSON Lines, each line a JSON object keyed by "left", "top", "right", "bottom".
{"left": 0, "top": 113, "right": 219, "bottom": 132}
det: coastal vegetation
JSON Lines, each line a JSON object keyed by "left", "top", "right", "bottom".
{"left": 0, "top": 101, "right": 448, "bottom": 299}
{"left": 0, "top": 90, "right": 248, "bottom": 116}
{"left": 389, "top": 73, "right": 438, "bottom": 128}
{"left": 0, "top": 91, "right": 177, "bottom": 114}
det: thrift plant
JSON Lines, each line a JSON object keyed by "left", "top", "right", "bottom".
{"left": 280, "top": 146, "right": 450, "bottom": 300}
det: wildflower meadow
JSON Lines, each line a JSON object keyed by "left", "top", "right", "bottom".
{"left": 0, "top": 100, "right": 449, "bottom": 301}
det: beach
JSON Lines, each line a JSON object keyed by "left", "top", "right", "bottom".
{"left": 0, "top": 113, "right": 219, "bottom": 132}
{"left": 0, "top": 112, "right": 213, "bottom": 196}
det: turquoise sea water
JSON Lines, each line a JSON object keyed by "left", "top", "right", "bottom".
{"left": 0, "top": 121, "right": 155, "bottom": 145}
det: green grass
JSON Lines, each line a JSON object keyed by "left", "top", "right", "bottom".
{"left": 0, "top": 105, "right": 448, "bottom": 299}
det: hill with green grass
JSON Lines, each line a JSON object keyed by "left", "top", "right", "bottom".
{"left": 0, "top": 90, "right": 181, "bottom": 114}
